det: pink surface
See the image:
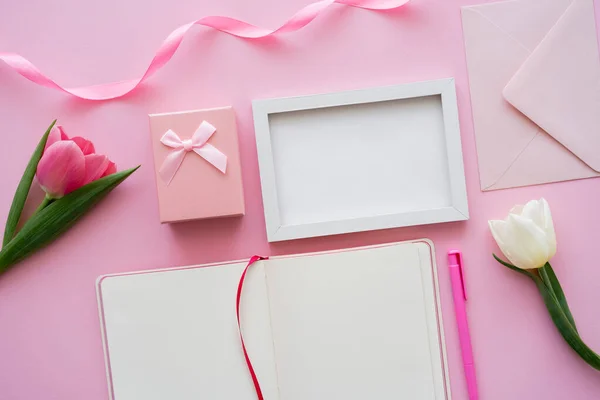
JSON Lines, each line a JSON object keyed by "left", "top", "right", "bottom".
{"left": 1, "top": 0, "right": 600, "bottom": 399}
{"left": 149, "top": 107, "right": 245, "bottom": 223}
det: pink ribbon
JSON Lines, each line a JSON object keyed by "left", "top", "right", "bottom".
{"left": 0, "top": 0, "right": 409, "bottom": 101}
{"left": 159, "top": 121, "right": 227, "bottom": 185}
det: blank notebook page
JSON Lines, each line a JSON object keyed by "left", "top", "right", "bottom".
{"left": 264, "top": 243, "right": 449, "bottom": 400}
{"left": 98, "top": 262, "right": 279, "bottom": 400}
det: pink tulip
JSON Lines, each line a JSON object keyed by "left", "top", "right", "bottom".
{"left": 36, "top": 125, "right": 117, "bottom": 199}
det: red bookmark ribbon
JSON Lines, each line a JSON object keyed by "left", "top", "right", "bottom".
{"left": 236, "top": 255, "right": 269, "bottom": 400}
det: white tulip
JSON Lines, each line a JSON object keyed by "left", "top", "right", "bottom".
{"left": 488, "top": 198, "right": 557, "bottom": 270}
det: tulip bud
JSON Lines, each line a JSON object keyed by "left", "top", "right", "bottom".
{"left": 36, "top": 125, "right": 117, "bottom": 199}
{"left": 488, "top": 198, "right": 557, "bottom": 270}
{"left": 36, "top": 141, "right": 86, "bottom": 199}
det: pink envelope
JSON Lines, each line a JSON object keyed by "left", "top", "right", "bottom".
{"left": 462, "top": 0, "right": 600, "bottom": 191}
{"left": 149, "top": 107, "right": 245, "bottom": 223}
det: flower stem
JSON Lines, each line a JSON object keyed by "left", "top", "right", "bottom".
{"left": 533, "top": 275, "right": 600, "bottom": 370}
{"left": 34, "top": 196, "right": 53, "bottom": 215}
{"left": 539, "top": 263, "right": 577, "bottom": 332}
{"left": 493, "top": 255, "right": 600, "bottom": 370}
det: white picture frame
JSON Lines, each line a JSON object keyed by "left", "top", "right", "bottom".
{"left": 253, "top": 78, "right": 469, "bottom": 242}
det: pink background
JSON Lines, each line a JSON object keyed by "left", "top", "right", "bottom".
{"left": 1, "top": 0, "right": 600, "bottom": 399}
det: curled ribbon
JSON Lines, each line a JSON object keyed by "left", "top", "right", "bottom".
{"left": 159, "top": 121, "right": 227, "bottom": 185}
{"left": 237, "top": 255, "right": 269, "bottom": 400}
{"left": 0, "top": 0, "right": 409, "bottom": 101}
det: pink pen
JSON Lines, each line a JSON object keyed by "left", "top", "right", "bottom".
{"left": 448, "top": 250, "right": 479, "bottom": 400}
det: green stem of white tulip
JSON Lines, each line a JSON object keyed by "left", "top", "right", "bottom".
{"left": 538, "top": 262, "right": 577, "bottom": 333}
{"left": 493, "top": 255, "right": 600, "bottom": 371}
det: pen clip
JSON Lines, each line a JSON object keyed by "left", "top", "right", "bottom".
{"left": 448, "top": 250, "right": 468, "bottom": 301}
{"left": 456, "top": 252, "right": 467, "bottom": 301}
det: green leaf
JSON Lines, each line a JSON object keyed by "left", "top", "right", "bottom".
{"left": 532, "top": 275, "right": 600, "bottom": 370}
{"left": 540, "top": 263, "right": 577, "bottom": 333}
{"left": 2, "top": 120, "right": 57, "bottom": 247}
{"left": 0, "top": 166, "right": 139, "bottom": 274}
{"left": 492, "top": 254, "right": 535, "bottom": 279}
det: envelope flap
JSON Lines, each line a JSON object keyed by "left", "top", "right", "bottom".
{"left": 503, "top": 0, "right": 600, "bottom": 172}
{"left": 463, "top": 0, "right": 572, "bottom": 51}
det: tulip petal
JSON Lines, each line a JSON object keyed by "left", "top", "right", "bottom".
{"left": 71, "top": 136, "right": 96, "bottom": 155}
{"left": 83, "top": 154, "right": 110, "bottom": 185}
{"left": 540, "top": 198, "right": 557, "bottom": 258}
{"left": 509, "top": 204, "right": 524, "bottom": 216}
{"left": 488, "top": 219, "right": 510, "bottom": 247}
{"left": 44, "top": 125, "right": 69, "bottom": 151}
{"left": 506, "top": 213, "right": 550, "bottom": 269}
{"left": 489, "top": 219, "right": 523, "bottom": 265}
{"left": 102, "top": 161, "right": 117, "bottom": 177}
{"left": 521, "top": 199, "right": 546, "bottom": 230}
{"left": 36, "top": 141, "right": 86, "bottom": 198}
{"left": 517, "top": 199, "right": 557, "bottom": 260}
{"left": 490, "top": 217, "right": 540, "bottom": 270}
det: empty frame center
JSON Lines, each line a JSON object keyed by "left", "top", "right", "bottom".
{"left": 267, "top": 95, "right": 452, "bottom": 226}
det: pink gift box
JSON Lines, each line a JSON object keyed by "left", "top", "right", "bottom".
{"left": 149, "top": 107, "right": 245, "bottom": 223}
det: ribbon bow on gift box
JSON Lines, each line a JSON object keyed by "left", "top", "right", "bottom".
{"left": 159, "top": 121, "right": 227, "bottom": 185}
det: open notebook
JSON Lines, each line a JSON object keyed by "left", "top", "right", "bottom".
{"left": 97, "top": 240, "right": 452, "bottom": 400}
